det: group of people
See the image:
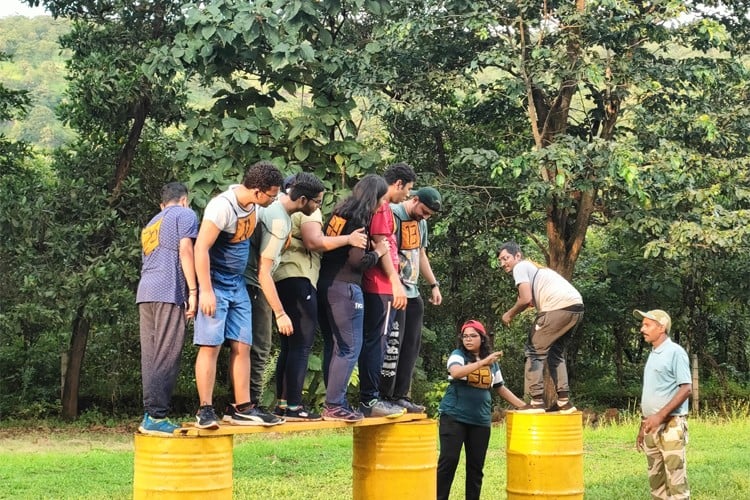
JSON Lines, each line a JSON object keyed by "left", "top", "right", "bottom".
{"left": 136, "top": 162, "right": 691, "bottom": 500}
{"left": 137, "top": 160, "right": 443, "bottom": 433}
{"left": 438, "top": 246, "right": 690, "bottom": 500}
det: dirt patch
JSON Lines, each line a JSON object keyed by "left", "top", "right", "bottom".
{"left": 0, "top": 425, "right": 136, "bottom": 453}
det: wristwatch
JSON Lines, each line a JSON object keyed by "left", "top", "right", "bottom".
{"left": 430, "top": 281, "right": 440, "bottom": 289}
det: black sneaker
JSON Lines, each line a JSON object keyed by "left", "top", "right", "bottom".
{"left": 284, "top": 406, "right": 322, "bottom": 422}
{"left": 392, "top": 397, "right": 426, "bottom": 414}
{"left": 515, "top": 401, "right": 545, "bottom": 414}
{"left": 227, "top": 404, "right": 284, "bottom": 426}
{"left": 272, "top": 405, "right": 287, "bottom": 418}
{"left": 195, "top": 405, "right": 220, "bottom": 429}
{"left": 546, "top": 401, "right": 577, "bottom": 414}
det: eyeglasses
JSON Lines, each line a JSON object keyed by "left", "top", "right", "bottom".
{"left": 308, "top": 197, "right": 323, "bottom": 206}
{"left": 261, "top": 190, "right": 279, "bottom": 201}
{"left": 462, "top": 334, "right": 480, "bottom": 339}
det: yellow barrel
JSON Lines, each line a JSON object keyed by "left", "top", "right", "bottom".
{"left": 506, "top": 412, "right": 584, "bottom": 498}
{"left": 133, "top": 433, "right": 233, "bottom": 499}
{"left": 353, "top": 420, "right": 438, "bottom": 500}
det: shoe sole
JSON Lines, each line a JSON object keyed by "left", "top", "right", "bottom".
{"left": 364, "top": 409, "right": 407, "bottom": 419}
{"left": 514, "top": 409, "right": 545, "bottom": 414}
{"left": 284, "top": 415, "right": 322, "bottom": 422}
{"left": 138, "top": 426, "right": 177, "bottom": 436}
{"left": 194, "top": 421, "right": 220, "bottom": 430}
{"left": 322, "top": 415, "right": 362, "bottom": 422}
{"left": 230, "top": 417, "right": 285, "bottom": 426}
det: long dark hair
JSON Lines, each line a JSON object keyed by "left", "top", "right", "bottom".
{"left": 333, "top": 174, "right": 388, "bottom": 228}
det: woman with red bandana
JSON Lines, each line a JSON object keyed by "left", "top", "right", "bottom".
{"left": 437, "top": 319, "right": 525, "bottom": 500}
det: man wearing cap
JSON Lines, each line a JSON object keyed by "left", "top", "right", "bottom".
{"left": 634, "top": 309, "right": 691, "bottom": 500}
{"left": 497, "top": 241, "right": 584, "bottom": 413}
{"left": 380, "top": 186, "right": 443, "bottom": 413}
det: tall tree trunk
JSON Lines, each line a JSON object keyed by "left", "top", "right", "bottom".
{"left": 61, "top": 306, "right": 90, "bottom": 420}
{"left": 109, "top": 96, "right": 150, "bottom": 202}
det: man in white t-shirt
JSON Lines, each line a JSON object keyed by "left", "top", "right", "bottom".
{"left": 498, "top": 241, "right": 584, "bottom": 413}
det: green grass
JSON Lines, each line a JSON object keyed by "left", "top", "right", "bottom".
{"left": 1, "top": 418, "right": 748, "bottom": 499}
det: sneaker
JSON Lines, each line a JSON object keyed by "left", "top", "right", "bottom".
{"left": 515, "top": 402, "right": 545, "bottom": 414}
{"left": 195, "top": 405, "right": 220, "bottom": 429}
{"left": 138, "top": 413, "right": 179, "bottom": 436}
{"left": 546, "top": 401, "right": 577, "bottom": 414}
{"left": 392, "top": 397, "right": 426, "bottom": 414}
{"left": 322, "top": 405, "right": 364, "bottom": 422}
{"left": 359, "top": 399, "right": 407, "bottom": 419}
{"left": 226, "top": 404, "right": 284, "bottom": 426}
{"left": 284, "top": 406, "right": 322, "bottom": 422}
{"left": 273, "top": 405, "right": 287, "bottom": 418}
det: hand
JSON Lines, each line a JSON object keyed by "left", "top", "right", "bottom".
{"left": 276, "top": 313, "right": 293, "bottom": 336}
{"left": 348, "top": 228, "right": 368, "bottom": 249}
{"left": 185, "top": 294, "right": 198, "bottom": 319}
{"left": 636, "top": 431, "right": 645, "bottom": 452}
{"left": 483, "top": 351, "right": 503, "bottom": 365}
{"left": 373, "top": 238, "right": 389, "bottom": 257}
{"left": 200, "top": 289, "right": 216, "bottom": 317}
{"left": 429, "top": 286, "right": 442, "bottom": 305}
{"left": 641, "top": 414, "right": 663, "bottom": 434}
{"left": 501, "top": 312, "right": 512, "bottom": 326}
{"left": 391, "top": 282, "right": 407, "bottom": 310}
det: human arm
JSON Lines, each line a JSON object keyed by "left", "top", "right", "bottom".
{"left": 194, "top": 221, "right": 221, "bottom": 317}
{"left": 502, "top": 282, "right": 532, "bottom": 326}
{"left": 496, "top": 384, "right": 525, "bottom": 409}
{"left": 258, "top": 255, "right": 293, "bottom": 336}
{"left": 301, "top": 220, "right": 368, "bottom": 251}
{"left": 359, "top": 238, "right": 389, "bottom": 269}
{"left": 448, "top": 351, "right": 504, "bottom": 380}
{"left": 371, "top": 233, "right": 407, "bottom": 310}
{"left": 636, "top": 383, "right": 692, "bottom": 451}
{"left": 179, "top": 236, "right": 198, "bottom": 319}
{"left": 419, "top": 247, "right": 442, "bottom": 305}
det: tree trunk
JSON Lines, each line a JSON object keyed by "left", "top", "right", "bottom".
{"left": 61, "top": 306, "right": 90, "bottom": 420}
{"left": 109, "top": 95, "right": 150, "bottom": 202}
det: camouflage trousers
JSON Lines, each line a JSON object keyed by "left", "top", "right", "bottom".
{"left": 644, "top": 415, "right": 690, "bottom": 499}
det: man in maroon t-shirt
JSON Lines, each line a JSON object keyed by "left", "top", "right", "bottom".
{"left": 359, "top": 162, "right": 416, "bottom": 418}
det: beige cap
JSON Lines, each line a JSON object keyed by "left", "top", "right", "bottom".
{"left": 633, "top": 309, "right": 671, "bottom": 333}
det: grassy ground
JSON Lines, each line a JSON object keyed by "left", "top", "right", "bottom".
{"left": 1, "top": 417, "right": 748, "bottom": 499}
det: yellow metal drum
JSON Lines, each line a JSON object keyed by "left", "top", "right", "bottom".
{"left": 506, "top": 412, "right": 584, "bottom": 499}
{"left": 352, "top": 420, "right": 438, "bottom": 500}
{"left": 133, "top": 433, "right": 233, "bottom": 499}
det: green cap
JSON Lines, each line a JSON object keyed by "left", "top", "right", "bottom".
{"left": 412, "top": 187, "right": 442, "bottom": 212}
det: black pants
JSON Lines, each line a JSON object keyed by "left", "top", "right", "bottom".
{"left": 275, "top": 277, "right": 318, "bottom": 406}
{"left": 380, "top": 295, "right": 424, "bottom": 399}
{"left": 437, "top": 414, "right": 491, "bottom": 500}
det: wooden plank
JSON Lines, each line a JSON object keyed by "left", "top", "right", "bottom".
{"left": 176, "top": 413, "right": 429, "bottom": 436}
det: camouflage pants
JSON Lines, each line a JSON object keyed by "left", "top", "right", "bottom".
{"left": 644, "top": 415, "right": 690, "bottom": 499}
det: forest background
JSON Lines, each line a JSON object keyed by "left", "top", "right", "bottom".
{"left": 1, "top": 0, "right": 749, "bottom": 422}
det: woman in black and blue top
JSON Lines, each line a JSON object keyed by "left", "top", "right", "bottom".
{"left": 437, "top": 319, "right": 525, "bottom": 500}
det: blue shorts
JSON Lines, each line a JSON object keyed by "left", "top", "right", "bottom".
{"left": 193, "top": 281, "right": 252, "bottom": 346}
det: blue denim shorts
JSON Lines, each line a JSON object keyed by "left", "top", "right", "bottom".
{"left": 193, "top": 280, "right": 252, "bottom": 346}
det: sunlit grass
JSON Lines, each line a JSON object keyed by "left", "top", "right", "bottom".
{"left": 1, "top": 418, "right": 748, "bottom": 499}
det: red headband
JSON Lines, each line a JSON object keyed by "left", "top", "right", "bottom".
{"left": 461, "top": 320, "right": 486, "bottom": 336}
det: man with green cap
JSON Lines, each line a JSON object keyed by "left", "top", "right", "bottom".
{"left": 633, "top": 308, "right": 691, "bottom": 500}
{"left": 380, "top": 186, "right": 443, "bottom": 413}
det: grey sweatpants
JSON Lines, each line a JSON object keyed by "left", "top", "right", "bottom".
{"left": 139, "top": 302, "right": 186, "bottom": 418}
